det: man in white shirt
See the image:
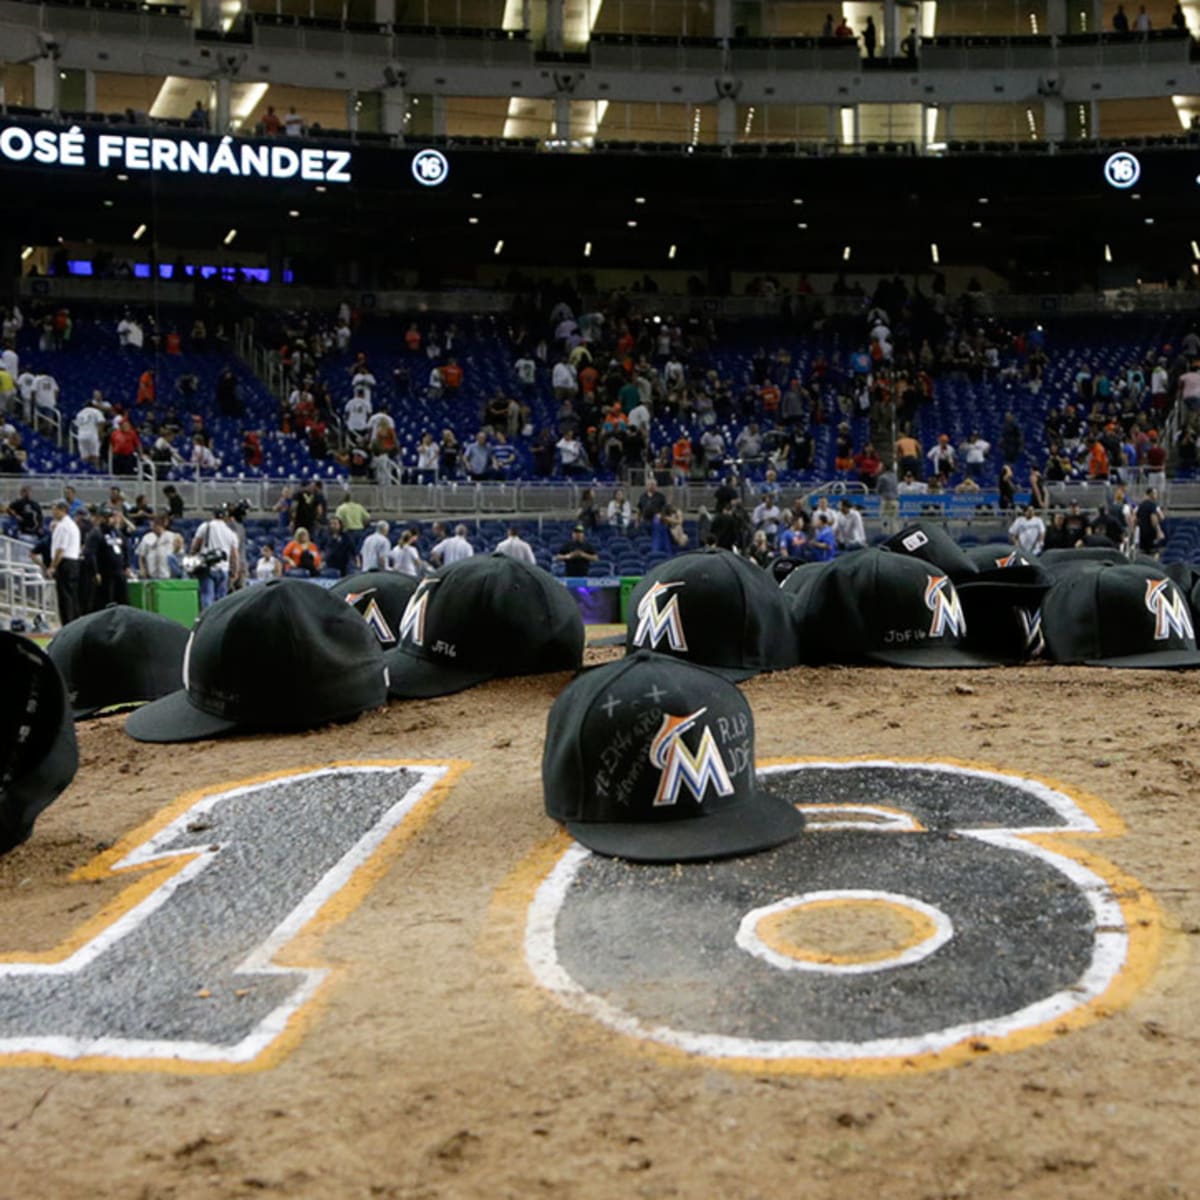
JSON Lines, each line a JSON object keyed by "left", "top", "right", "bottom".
{"left": 49, "top": 500, "right": 82, "bottom": 624}
{"left": 15, "top": 370, "right": 35, "bottom": 423}
{"left": 351, "top": 366, "right": 376, "bottom": 404}
{"left": 431, "top": 524, "right": 475, "bottom": 566}
{"left": 283, "top": 106, "right": 304, "bottom": 136}
{"left": 137, "top": 516, "right": 182, "bottom": 579}
{"left": 344, "top": 388, "right": 372, "bottom": 444}
{"left": 34, "top": 372, "right": 58, "bottom": 416}
{"left": 117, "top": 314, "right": 143, "bottom": 349}
{"left": 1009, "top": 505, "right": 1046, "bottom": 557}
{"left": 551, "top": 359, "right": 577, "bottom": 401}
{"left": 626, "top": 402, "right": 652, "bottom": 437}
{"left": 556, "top": 431, "right": 588, "bottom": 477}
{"left": 514, "top": 355, "right": 537, "bottom": 396}
{"left": 190, "top": 507, "right": 240, "bottom": 608}
{"left": 960, "top": 432, "right": 991, "bottom": 479}
{"left": 752, "top": 491, "right": 782, "bottom": 539}
{"left": 835, "top": 500, "right": 867, "bottom": 550}
{"left": 495, "top": 525, "right": 536, "bottom": 565}
{"left": 360, "top": 521, "right": 392, "bottom": 572}
{"left": 74, "top": 398, "right": 105, "bottom": 466}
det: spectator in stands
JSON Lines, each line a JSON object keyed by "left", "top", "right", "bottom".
{"left": 110, "top": 416, "right": 142, "bottom": 476}
{"left": 254, "top": 542, "right": 283, "bottom": 581}
{"left": 464, "top": 431, "right": 492, "bottom": 482}
{"left": 85, "top": 508, "right": 132, "bottom": 609}
{"left": 344, "top": 387, "right": 372, "bottom": 445}
{"left": 283, "top": 528, "right": 322, "bottom": 576}
{"left": 191, "top": 506, "right": 239, "bottom": 609}
{"left": 752, "top": 490, "right": 781, "bottom": 543}
{"left": 1134, "top": 4, "right": 1150, "bottom": 32}
{"left": 137, "top": 368, "right": 155, "bottom": 407}
{"left": 74, "top": 395, "right": 105, "bottom": 469}
{"left": 810, "top": 513, "right": 837, "bottom": 560}
{"left": 834, "top": 14, "right": 853, "bottom": 37}
{"left": 413, "top": 432, "right": 439, "bottom": 484}
{"left": 552, "top": 358, "right": 578, "bottom": 402}
{"left": 671, "top": 432, "right": 694, "bottom": 482}
{"left": 262, "top": 105, "right": 282, "bottom": 134}
{"left": 1009, "top": 505, "right": 1046, "bottom": 557}
{"left": 1087, "top": 436, "right": 1111, "bottom": 482}
{"left": 637, "top": 477, "right": 667, "bottom": 527}
{"left": 835, "top": 500, "right": 866, "bottom": 551}
{"left": 700, "top": 427, "right": 727, "bottom": 476}
{"left": 1113, "top": 3, "right": 1130, "bottom": 30}
{"left": 431, "top": 524, "right": 475, "bottom": 566}
{"left": 335, "top": 494, "right": 370, "bottom": 540}
{"left": 821, "top": 12, "right": 834, "bottom": 35}
{"left": 960, "top": 432, "right": 991, "bottom": 480}
{"left": 556, "top": 429, "right": 589, "bottom": 477}
{"left": 5, "top": 485, "right": 41, "bottom": 537}
{"left": 927, "top": 434, "right": 956, "bottom": 483}
{"left": 1146, "top": 431, "right": 1168, "bottom": 492}
{"left": 442, "top": 357, "right": 464, "bottom": 396}
{"left": 998, "top": 464, "right": 1017, "bottom": 512}
{"left": 436, "top": 428, "right": 461, "bottom": 479}
{"left": 607, "top": 487, "right": 632, "bottom": 530}
{"left": 855, "top": 442, "right": 883, "bottom": 489}
{"left": 490, "top": 525, "right": 533, "bottom": 566}
{"left": 1174, "top": 2, "right": 1187, "bottom": 30}
{"left": 137, "top": 515, "right": 181, "bottom": 580}
{"left": 284, "top": 106, "right": 305, "bottom": 137}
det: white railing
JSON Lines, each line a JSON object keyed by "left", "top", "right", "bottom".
{"left": 0, "top": 535, "right": 57, "bottom": 630}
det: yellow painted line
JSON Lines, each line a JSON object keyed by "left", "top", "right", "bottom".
{"left": 755, "top": 897, "right": 938, "bottom": 967}
{"left": 0, "top": 758, "right": 468, "bottom": 1075}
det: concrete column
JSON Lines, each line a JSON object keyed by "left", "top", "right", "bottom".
{"left": 553, "top": 93, "right": 570, "bottom": 141}
{"left": 717, "top": 95, "right": 736, "bottom": 146}
{"left": 431, "top": 93, "right": 447, "bottom": 137}
{"left": 545, "top": 0, "right": 564, "bottom": 50}
{"left": 1045, "top": 0, "right": 1067, "bottom": 34}
{"left": 198, "top": 0, "right": 222, "bottom": 31}
{"left": 943, "top": 103, "right": 954, "bottom": 141}
{"left": 382, "top": 89, "right": 407, "bottom": 136}
{"left": 827, "top": 104, "right": 839, "bottom": 140}
{"left": 214, "top": 76, "right": 232, "bottom": 134}
{"left": 883, "top": 0, "right": 901, "bottom": 56}
{"left": 1043, "top": 94, "right": 1065, "bottom": 145}
{"left": 712, "top": 0, "right": 732, "bottom": 39}
{"left": 1089, "top": 98, "right": 1100, "bottom": 137}
{"left": 374, "top": 0, "right": 394, "bottom": 24}
{"left": 345, "top": 90, "right": 359, "bottom": 133}
{"left": 32, "top": 57, "right": 57, "bottom": 113}
{"left": 1092, "top": 0, "right": 1103, "bottom": 32}
{"left": 84, "top": 69, "right": 96, "bottom": 113}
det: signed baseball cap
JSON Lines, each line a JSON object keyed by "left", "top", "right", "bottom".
{"left": 126, "top": 580, "right": 387, "bottom": 741}
{"left": 1041, "top": 563, "right": 1200, "bottom": 668}
{"left": 0, "top": 632, "right": 78, "bottom": 853}
{"left": 47, "top": 604, "right": 190, "bottom": 719}
{"left": 624, "top": 547, "right": 798, "bottom": 681}
{"left": 883, "top": 522, "right": 979, "bottom": 582}
{"left": 385, "top": 554, "right": 584, "bottom": 699}
{"left": 329, "top": 571, "right": 419, "bottom": 650}
{"left": 789, "top": 549, "right": 999, "bottom": 668}
{"left": 543, "top": 650, "right": 804, "bottom": 863}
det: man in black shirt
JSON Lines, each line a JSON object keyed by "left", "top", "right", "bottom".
{"left": 85, "top": 508, "right": 131, "bottom": 609}
{"left": 555, "top": 525, "right": 599, "bottom": 575}
{"left": 1137, "top": 488, "right": 1165, "bottom": 556}
{"left": 6, "top": 485, "right": 42, "bottom": 536}
{"left": 292, "top": 480, "right": 322, "bottom": 534}
{"left": 637, "top": 478, "right": 667, "bottom": 526}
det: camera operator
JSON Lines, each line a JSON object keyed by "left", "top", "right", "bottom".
{"left": 189, "top": 504, "right": 240, "bottom": 610}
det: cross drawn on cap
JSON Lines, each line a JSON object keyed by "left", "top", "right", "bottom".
{"left": 643, "top": 684, "right": 669, "bottom": 704}
{"left": 600, "top": 694, "right": 622, "bottom": 718}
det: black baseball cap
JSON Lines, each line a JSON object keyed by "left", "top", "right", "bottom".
{"left": 954, "top": 546, "right": 1052, "bottom": 663}
{"left": 624, "top": 547, "right": 798, "bottom": 681}
{"left": 329, "top": 571, "right": 419, "bottom": 650}
{"left": 0, "top": 632, "right": 78, "bottom": 853}
{"left": 385, "top": 555, "right": 584, "bottom": 699}
{"left": 883, "top": 523, "right": 978, "bottom": 582}
{"left": 543, "top": 650, "right": 804, "bottom": 863}
{"left": 125, "top": 580, "right": 388, "bottom": 742}
{"left": 1041, "top": 563, "right": 1200, "bottom": 668}
{"left": 47, "top": 604, "right": 190, "bottom": 719}
{"left": 791, "top": 548, "right": 1000, "bottom": 668}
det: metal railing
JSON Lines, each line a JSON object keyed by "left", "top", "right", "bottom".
{"left": 0, "top": 534, "right": 57, "bottom": 630}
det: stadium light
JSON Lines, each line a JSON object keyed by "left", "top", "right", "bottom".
{"left": 583, "top": 241, "right": 592, "bottom": 257}
{"left": 133, "top": 224, "right": 147, "bottom": 241}
{"left": 1104, "top": 243, "right": 1113, "bottom": 262}
{"left": 930, "top": 243, "right": 940, "bottom": 264}
{"left": 843, "top": 245, "right": 852, "bottom": 261}
{"left": 223, "top": 228, "right": 237, "bottom": 246}
{"left": 668, "top": 244, "right": 677, "bottom": 259}
{"left": 493, "top": 239, "right": 504, "bottom": 255}
{"left": 1191, "top": 240, "right": 1199, "bottom": 258}
{"left": 20, "top": 247, "right": 33, "bottom": 261}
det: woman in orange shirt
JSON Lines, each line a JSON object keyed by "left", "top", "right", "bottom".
{"left": 282, "top": 528, "right": 323, "bottom": 574}
{"left": 1087, "top": 438, "right": 1110, "bottom": 481}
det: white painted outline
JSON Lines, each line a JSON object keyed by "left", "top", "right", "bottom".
{"left": 524, "top": 761, "right": 1128, "bottom": 1061}
{"left": 735, "top": 890, "right": 953, "bottom": 976}
{"left": 0, "top": 764, "right": 447, "bottom": 1064}
{"left": 797, "top": 804, "right": 922, "bottom": 833}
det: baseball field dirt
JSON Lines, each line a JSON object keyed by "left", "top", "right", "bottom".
{"left": 0, "top": 650, "right": 1196, "bottom": 1199}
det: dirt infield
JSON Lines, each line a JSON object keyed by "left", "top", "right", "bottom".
{"left": 0, "top": 652, "right": 1197, "bottom": 1200}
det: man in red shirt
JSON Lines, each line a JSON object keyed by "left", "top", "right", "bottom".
{"left": 137, "top": 369, "right": 155, "bottom": 406}
{"left": 441, "top": 357, "right": 464, "bottom": 394}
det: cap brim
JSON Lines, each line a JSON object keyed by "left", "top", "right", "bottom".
{"left": 864, "top": 646, "right": 1003, "bottom": 669}
{"left": 383, "top": 646, "right": 496, "bottom": 699}
{"left": 124, "top": 689, "right": 242, "bottom": 743}
{"left": 957, "top": 571, "right": 1053, "bottom": 594}
{"left": 563, "top": 790, "right": 805, "bottom": 863}
{"left": 1082, "top": 650, "right": 1200, "bottom": 670}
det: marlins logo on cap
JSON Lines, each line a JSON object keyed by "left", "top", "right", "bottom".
{"left": 399, "top": 577, "right": 440, "bottom": 647}
{"left": 649, "top": 707, "right": 734, "bottom": 807}
{"left": 633, "top": 581, "right": 688, "bottom": 652}
{"left": 1145, "top": 577, "right": 1195, "bottom": 641}
{"left": 925, "top": 575, "right": 967, "bottom": 637}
